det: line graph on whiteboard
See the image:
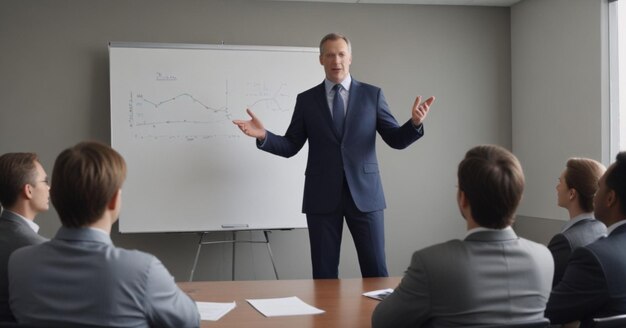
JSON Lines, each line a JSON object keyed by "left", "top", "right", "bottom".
{"left": 127, "top": 78, "right": 295, "bottom": 141}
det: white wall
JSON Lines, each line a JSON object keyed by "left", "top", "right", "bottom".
{"left": 0, "top": 0, "right": 511, "bottom": 281}
{"left": 511, "top": 0, "right": 610, "bottom": 223}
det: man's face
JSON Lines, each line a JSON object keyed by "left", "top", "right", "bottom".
{"left": 29, "top": 160, "right": 50, "bottom": 214}
{"left": 556, "top": 169, "right": 570, "bottom": 209}
{"left": 593, "top": 165, "right": 612, "bottom": 223}
{"left": 319, "top": 38, "right": 352, "bottom": 84}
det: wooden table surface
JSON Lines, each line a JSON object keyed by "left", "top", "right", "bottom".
{"left": 178, "top": 277, "right": 401, "bottom": 328}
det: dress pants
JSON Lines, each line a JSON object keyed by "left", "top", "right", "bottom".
{"left": 306, "top": 179, "right": 388, "bottom": 279}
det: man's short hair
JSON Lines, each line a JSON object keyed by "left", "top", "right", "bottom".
{"left": 0, "top": 153, "right": 39, "bottom": 208}
{"left": 606, "top": 151, "right": 626, "bottom": 216}
{"left": 319, "top": 33, "right": 352, "bottom": 55}
{"left": 51, "top": 141, "right": 126, "bottom": 228}
{"left": 458, "top": 145, "right": 525, "bottom": 229}
{"left": 565, "top": 158, "right": 605, "bottom": 212}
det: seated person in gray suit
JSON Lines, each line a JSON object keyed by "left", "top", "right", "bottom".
{"left": 0, "top": 152, "right": 49, "bottom": 322}
{"left": 546, "top": 151, "right": 626, "bottom": 327}
{"left": 8, "top": 141, "right": 200, "bottom": 328}
{"left": 371, "top": 144, "right": 554, "bottom": 328}
{"left": 549, "top": 158, "right": 606, "bottom": 287}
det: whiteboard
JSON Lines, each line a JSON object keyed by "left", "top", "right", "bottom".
{"left": 109, "top": 42, "right": 323, "bottom": 233}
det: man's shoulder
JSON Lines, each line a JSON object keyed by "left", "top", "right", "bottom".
{"left": 413, "top": 239, "right": 465, "bottom": 261}
{"left": 299, "top": 82, "right": 324, "bottom": 97}
{"left": 0, "top": 219, "right": 46, "bottom": 247}
{"left": 106, "top": 245, "right": 159, "bottom": 267}
{"left": 517, "top": 236, "right": 553, "bottom": 257}
{"left": 8, "top": 241, "right": 47, "bottom": 267}
{"left": 12, "top": 238, "right": 157, "bottom": 269}
{"left": 562, "top": 220, "right": 606, "bottom": 247}
{"left": 565, "top": 219, "right": 607, "bottom": 236}
{"left": 106, "top": 247, "right": 176, "bottom": 288}
{"left": 352, "top": 80, "right": 381, "bottom": 91}
{"left": 584, "top": 230, "right": 626, "bottom": 257}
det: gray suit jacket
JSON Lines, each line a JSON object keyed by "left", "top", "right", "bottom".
{"left": 371, "top": 229, "right": 554, "bottom": 328}
{"left": 8, "top": 227, "right": 200, "bottom": 328}
{"left": 548, "top": 218, "right": 606, "bottom": 287}
{"left": 0, "top": 210, "right": 46, "bottom": 322}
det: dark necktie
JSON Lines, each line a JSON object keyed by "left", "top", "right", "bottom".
{"left": 332, "top": 84, "right": 345, "bottom": 138}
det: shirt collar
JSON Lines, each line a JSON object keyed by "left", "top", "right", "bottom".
{"left": 561, "top": 212, "right": 595, "bottom": 233}
{"left": 55, "top": 226, "right": 112, "bottom": 245}
{"left": 607, "top": 220, "right": 626, "bottom": 236}
{"left": 5, "top": 210, "right": 40, "bottom": 233}
{"left": 324, "top": 75, "right": 352, "bottom": 94}
{"left": 464, "top": 225, "right": 513, "bottom": 239}
{"left": 88, "top": 226, "right": 110, "bottom": 236}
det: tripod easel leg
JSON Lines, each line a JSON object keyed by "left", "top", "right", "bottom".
{"left": 231, "top": 231, "right": 236, "bottom": 280}
{"left": 264, "top": 231, "right": 279, "bottom": 280}
{"left": 188, "top": 230, "right": 281, "bottom": 281}
{"left": 189, "top": 232, "right": 207, "bottom": 282}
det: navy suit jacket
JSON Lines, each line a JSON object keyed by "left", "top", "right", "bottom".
{"left": 546, "top": 223, "right": 626, "bottom": 327}
{"left": 259, "top": 79, "right": 423, "bottom": 214}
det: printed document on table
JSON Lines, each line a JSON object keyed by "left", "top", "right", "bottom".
{"left": 246, "top": 296, "right": 325, "bottom": 317}
{"left": 196, "top": 301, "right": 236, "bottom": 321}
{"left": 363, "top": 288, "right": 394, "bottom": 301}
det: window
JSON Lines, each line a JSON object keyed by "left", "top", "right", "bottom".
{"left": 610, "top": 0, "right": 626, "bottom": 158}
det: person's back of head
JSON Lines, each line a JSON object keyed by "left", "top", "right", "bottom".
{"left": 564, "top": 158, "right": 606, "bottom": 213}
{"left": 0, "top": 153, "right": 38, "bottom": 210}
{"left": 0, "top": 152, "right": 49, "bottom": 218}
{"left": 51, "top": 141, "right": 126, "bottom": 228}
{"left": 458, "top": 145, "right": 524, "bottom": 229}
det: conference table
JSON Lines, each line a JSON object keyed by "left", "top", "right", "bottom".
{"left": 178, "top": 277, "right": 402, "bottom": 328}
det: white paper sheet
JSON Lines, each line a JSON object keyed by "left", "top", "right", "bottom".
{"left": 196, "top": 301, "right": 236, "bottom": 321}
{"left": 362, "top": 288, "right": 394, "bottom": 301}
{"left": 246, "top": 296, "right": 325, "bottom": 317}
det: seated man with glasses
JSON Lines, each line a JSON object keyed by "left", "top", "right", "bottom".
{"left": 0, "top": 152, "right": 49, "bottom": 322}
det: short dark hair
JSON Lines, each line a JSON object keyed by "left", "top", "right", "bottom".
{"left": 0, "top": 153, "right": 39, "bottom": 208}
{"left": 606, "top": 152, "right": 626, "bottom": 216}
{"left": 51, "top": 141, "right": 126, "bottom": 228}
{"left": 458, "top": 145, "right": 525, "bottom": 229}
{"left": 319, "top": 33, "right": 351, "bottom": 55}
{"left": 565, "top": 158, "right": 605, "bottom": 212}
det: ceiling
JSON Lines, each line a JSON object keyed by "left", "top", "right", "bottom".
{"left": 267, "top": 0, "right": 521, "bottom": 6}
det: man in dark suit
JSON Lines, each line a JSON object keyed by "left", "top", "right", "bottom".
{"left": 0, "top": 152, "right": 49, "bottom": 322}
{"left": 371, "top": 145, "right": 553, "bottom": 327}
{"left": 234, "top": 33, "right": 435, "bottom": 279}
{"left": 546, "top": 151, "right": 626, "bottom": 327}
